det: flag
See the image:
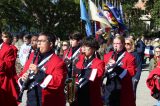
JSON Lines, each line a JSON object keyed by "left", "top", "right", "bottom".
{"left": 106, "top": 2, "right": 124, "bottom": 25}
{"left": 106, "top": 2, "right": 127, "bottom": 31}
{"left": 103, "top": 3, "right": 119, "bottom": 27}
{"left": 88, "top": 0, "right": 111, "bottom": 28}
{"left": 80, "top": 0, "right": 92, "bottom": 36}
{"left": 119, "top": 2, "right": 124, "bottom": 23}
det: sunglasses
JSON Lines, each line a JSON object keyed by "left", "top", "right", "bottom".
{"left": 125, "top": 43, "right": 131, "bottom": 45}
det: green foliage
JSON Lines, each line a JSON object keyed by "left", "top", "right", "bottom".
{"left": 0, "top": 0, "right": 159, "bottom": 38}
{"left": 146, "top": 0, "right": 160, "bottom": 27}
{"left": 0, "top": 0, "right": 81, "bottom": 39}
{"left": 122, "top": 1, "right": 151, "bottom": 36}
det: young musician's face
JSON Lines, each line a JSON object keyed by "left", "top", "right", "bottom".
{"left": 81, "top": 45, "right": 85, "bottom": 54}
{"left": 113, "top": 38, "right": 124, "bottom": 52}
{"left": 37, "top": 35, "right": 53, "bottom": 53}
{"left": 83, "top": 46, "right": 94, "bottom": 57}
{"left": 2, "top": 34, "right": 10, "bottom": 44}
{"left": 69, "top": 39, "right": 79, "bottom": 47}
{"left": 31, "top": 36, "right": 38, "bottom": 49}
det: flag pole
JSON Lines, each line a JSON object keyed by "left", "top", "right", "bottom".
{"left": 80, "top": 0, "right": 83, "bottom": 34}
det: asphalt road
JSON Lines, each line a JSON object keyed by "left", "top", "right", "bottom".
{"left": 19, "top": 71, "right": 157, "bottom": 106}
{"left": 136, "top": 70, "right": 157, "bottom": 106}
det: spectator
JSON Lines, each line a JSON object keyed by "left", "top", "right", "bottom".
{"left": 149, "top": 45, "right": 160, "bottom": 72}
{"left": 59, "top": 41, "right": 69, "bottom": 58}
{"left": 19, "top": 34, "right": 31, "bottom": 67}
{"left": 136, "top": 36, "right": 146, "bottom": 63}
{"left": 125, "top": 37, "right": 142, "bottom": 99}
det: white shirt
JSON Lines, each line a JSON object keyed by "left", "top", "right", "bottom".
{"left": 19, "top": 43, "right": 31, "bottom": 66}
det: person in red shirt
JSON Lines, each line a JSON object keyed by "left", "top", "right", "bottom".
{"left": 103, "top": 35, "right": 136, "bottom": 106}
{"left": 63, "top": 31, "right": 82, "bottom": 78}
{"left": 18, "top": 32, "right": 67, "bottom": 106}
{"left": 146, "top": 60, "right": 160, "bottom": 106}
{"left": 0, "top": 32, "right": 18, "bottom": 106}
{"left": 74, "top": 36, "right": 104, "bottom": 106}
{"left": 2, "top": 32, "right": 18, "bottom": 59}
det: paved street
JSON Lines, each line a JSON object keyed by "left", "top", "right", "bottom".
{"left": 136, "top": 71, "right": 157, "bottom": 106}
{"left": 20, "top": 71, "right": 157, "bottom": 106}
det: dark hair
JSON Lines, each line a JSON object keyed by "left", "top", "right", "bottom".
{"left": 31, "top": 34, "right": 39, "bottom": 38}
{"left": 39, "top": 32, "right": 56, "bottom": 44}
{"left": 18, "top": 32, "right": 25, "bottom": 39}
{"left": 24, "top": 34, "right": 32, "bottom": 39}
{"left": 69, "top": 31, "right": 82, "bottom": 41}
{"left": 82, "top": 36, "right": 99, "bottom": 50}
{"left": 2, "top": 32, "right": 13, "bottom": 44}
{"left": 2, "top": 32, "right": 12, "bottom": 38}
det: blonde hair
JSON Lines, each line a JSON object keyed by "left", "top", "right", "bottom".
{"left": 113, "top": 35, "right": 125, "bottom": 45}
{"left": 125, "top": 38, "right": 135, "bottom": 52}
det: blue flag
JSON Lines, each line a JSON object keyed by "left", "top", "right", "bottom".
{"left": 106, "top": 2, "right": 127, "bottom": 30}
{"left": 80, "top": 0, "right": 92, "bottom": 36}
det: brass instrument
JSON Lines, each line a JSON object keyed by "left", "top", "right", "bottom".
{"left": 64, "top": 49, "right": 80, "bottom": 104}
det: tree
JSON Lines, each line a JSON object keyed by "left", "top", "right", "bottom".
{"left": 146, "top": 0, "right": 160, "bottom": 31}
{"left": 0, "top": 0, "right": 81, "bottom": 39}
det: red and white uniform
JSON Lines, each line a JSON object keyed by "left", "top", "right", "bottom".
{"left": 0, "top": 42, "right": 18, "bottom": 106}
{"left": 19, "top": 52, "right": 67, "bottom": 106}
{"left": 75, "top": 57, "right": 105, "bottom": 106}
{"left": 146, "top": 61, "right": 160, "bottom": 98}
{"left": 104, "top": 51, "right": 136, "bottom": 106}
{"left": 10, "top": 44, "right": 18, "bottom": 59}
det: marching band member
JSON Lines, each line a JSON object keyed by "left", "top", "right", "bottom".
{"left": 2, "top": 32, "right": 18, "bottom": 59}
{"left": 147, "top": 46, "right": 160, "bottom": 106}
{"left": 103, "top": 35, "right": 136, "bottom": 106}
{"left": 27, "top": 34, "right": 39, "bottom": 59}
{"left": 63, "top": 31, "right": 82, "bottom": 78}
{"left": 2, "top": 32, "right": 18, "bottom": 79}
{"left": 0, "top": 32, "right": 18, "bottom": 106}
{"left": 18, "top": 32, "right": 67, "bottom": 106}
{"left": 75, "top": 36, "right": 105, "bottom": 106}
{"left": 146, "top": 60, "right": 160, "bottom": 106}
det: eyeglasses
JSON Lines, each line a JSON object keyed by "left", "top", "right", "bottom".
{"left": 125, "top": 43, "right": 131, "bottom": 45}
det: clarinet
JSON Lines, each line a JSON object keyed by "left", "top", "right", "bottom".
{"left": 17, "top": 48, "right": 39, "bottom": 102}
{"left": 105, "top": 49, "right": 117, "bottom": 71}
{"left": 102, "top": 49, "right": 117, "bottom": 85}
